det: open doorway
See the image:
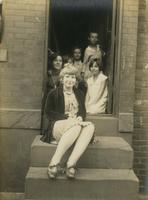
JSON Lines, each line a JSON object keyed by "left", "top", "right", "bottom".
{"left": 46, "top": 0, "right": 116, "bottom": 114}
{"left": 49, "top": 1, "right": 112, "bottom": 55}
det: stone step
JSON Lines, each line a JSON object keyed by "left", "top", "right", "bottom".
{"left": 86, "top": 115, "right": 118, "bottom": 136}
{"left": 31, "top": 135, "right": 133, "bottom": 169}
{"left": 25, "top": 167, "right": 139, "bottom": 200}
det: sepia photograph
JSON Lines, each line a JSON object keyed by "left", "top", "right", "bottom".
{"left": 0, "top": 0, "right": 148, "bottom": 200}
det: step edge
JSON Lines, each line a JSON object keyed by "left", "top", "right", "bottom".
{"left": 32, "top": 136, "right": 133, "bottom": 151}
{"left": 26, "top": 167, "right": 139, "bottom": 182}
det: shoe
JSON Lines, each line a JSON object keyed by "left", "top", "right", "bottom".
{"left": 47, "top": 165, "right": 58, "bottom": 179}
{"left": 66, "top": 166, "right": 76, "bottom": 179}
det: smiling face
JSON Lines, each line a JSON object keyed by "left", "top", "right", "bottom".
{"left": 89, "top": 33, "right": 98, "bottom": 46}
{"left": 89, "top": 59, "right": 101, "bottom": 76}
{"left": 52, "top": 55, "right": 63, "bottom": 70}
{"left": 73, "top": 48, "right": 81, "bottom": 61}
{"left": 63, "top": 74, "right": 76, "bottom": 89}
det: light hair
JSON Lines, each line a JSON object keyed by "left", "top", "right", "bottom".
{"left": 59, "top": 64, "right": 79, "bottom": 80}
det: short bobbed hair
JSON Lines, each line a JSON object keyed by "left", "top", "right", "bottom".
{"left": 49, "top": 53, "right": 63, "bottom": 70}
{"left": 89, "top": 56, "right": 103, "bottom": 71}
{"left": 59, "top": 64, "right": 79, "bottom": 80}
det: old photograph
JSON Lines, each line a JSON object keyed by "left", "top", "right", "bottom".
{"left": 0, "top": 0, "right": 148, "bottom": 200}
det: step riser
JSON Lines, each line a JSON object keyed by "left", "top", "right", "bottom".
{"left": 31, "top": 146, "right": 133, "bottom": 169}
{"left": 25, "top": 178, "right": 138, "bottom": 200}
{"left": 86, "top": 117, "right": 118, "bottom": 136}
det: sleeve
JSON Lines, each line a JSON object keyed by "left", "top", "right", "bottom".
{"left": 77, "top": 90, "right": 86, "bottom": 120}
{"left": 83, "top": 48, "right": 90, "bottom": 65}
{"left": 45, "top": 90, "right": 67, "bottom": 121}
{"left": 84, "top": 80, "right": 89, "bottom": 104}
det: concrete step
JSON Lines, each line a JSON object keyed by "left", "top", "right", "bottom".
{"left": 31, "top": 135, "right": 133, "bottom": 169}
{"left": 86, "top": 115, "right": 118, "bottom": 136}
{"left": 25, "top": 167, "right": 139, "bottom": 200}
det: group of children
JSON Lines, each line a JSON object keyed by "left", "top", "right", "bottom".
{"left": 46, "top": 32, "right": 108, "bottom": 115}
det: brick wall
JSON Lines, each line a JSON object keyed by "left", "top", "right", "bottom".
{"left": 0, "top": 0, "right": 48, "bottom": 191}
{"left": 0, "top": 0, "right": 48, "bottom": 129}
{"left": 1, "top": 0, "right": 47, "bottom": 109}
{"left": 117, "top": 0, "right": 139, "bottom": 133}
{"left": 133, "top": 0, "right": 148, "bottom": 194}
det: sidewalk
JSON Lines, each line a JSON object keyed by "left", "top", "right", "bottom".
{"left": 0, "top": 192, "right": 148, "bottom": 200}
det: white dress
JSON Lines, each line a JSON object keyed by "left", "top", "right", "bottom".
{"left": 83, "top": 45, "right": 102, "bottom": 79}
{"left": 85, "top": 71, "right": 108, "bottom": 114}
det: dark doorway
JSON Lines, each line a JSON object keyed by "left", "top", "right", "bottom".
{"left": 49, "top": 0, "right": 112, "bottom": 56}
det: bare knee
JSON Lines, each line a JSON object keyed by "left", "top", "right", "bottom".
{"left": 83, "top": 123, "right": 95, "bottom": 134}
{"left": 72, "top": 124, "right": 82, "bottom": 132}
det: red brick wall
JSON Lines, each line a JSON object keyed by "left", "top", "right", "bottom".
{"left": 133, "top": 0, "right": 148, "bottom": 194}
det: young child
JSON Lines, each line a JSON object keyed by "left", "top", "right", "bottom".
{"left": 63, "top": 55, "right": 73, "bottom": 68}
{"left": 72, "top": 47, "right": 87, "bottom": 96}
{"left": 83, "top": 32, "right": 104, "bottom": 79}
{"left": 72, "top": 47, "right": 83, "bottom": 77}
{"left": 85, "top": 57, "right": 108, "bottom": 114}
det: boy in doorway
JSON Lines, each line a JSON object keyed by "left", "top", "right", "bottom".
{"left": 83, "top": 32, "right": 105, "bottom": 79}
{"left": 72, "top": 47, "right": 83, "bottom": 77}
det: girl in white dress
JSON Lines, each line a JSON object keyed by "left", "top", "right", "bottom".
{"left": 85, "top": 57, "right": 108, "bottom": 114}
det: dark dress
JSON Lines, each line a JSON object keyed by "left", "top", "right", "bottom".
{"left": 41, "top": 85, "right": 86, "bottom": 143}
{"left": 41, "top": 70, "right": 60, "bottom": 134}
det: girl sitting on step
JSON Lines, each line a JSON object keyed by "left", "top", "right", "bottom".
{"left": 85, "top": 56, "right": 108, "bottom": 114}
{"left": 41, "top": 64, "right": 95, "bottom": 179}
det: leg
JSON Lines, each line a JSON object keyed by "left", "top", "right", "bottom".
{"left": 49, "top": 125, "right": 81, "bottom": 166}
{"left": 67, "top": 123, "right": 95, "bottom": 168}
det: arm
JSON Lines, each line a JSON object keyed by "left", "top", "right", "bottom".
{"left": 85, "top": 87, "right": 90, "bottom": 107}
{"left": 83, "top": 48, "right": 90, "bottom": 65}
{"left": 76, "top": 90, "right": 86, "bottom": 121}
{"left": 45, "top": 90, "right": 67, "bottom": 121}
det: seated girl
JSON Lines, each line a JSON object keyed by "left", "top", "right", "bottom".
{"left": 41, "top": 53, "right": 63, "bottom": 135}
{"left": 41, "top": 64, "right": 95, "bottom": 179}
{"left": 85, "top": 57, "right": 108, "bottom": 114}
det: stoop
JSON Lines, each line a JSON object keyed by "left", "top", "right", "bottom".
{"left": 31, "top": 135, "right": 133, "bottom": 169}
{"left": 24, "top": 115, "right": 139, "bottom": 200}
{"left": 25, "top": 167, "right": 139, "bottom": 200}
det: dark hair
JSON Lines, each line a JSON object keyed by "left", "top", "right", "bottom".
{"left": 48, "top": 53, "right": 62, "bottom": 70}
{"left": 88, "top": 31, "right": 99, "bottom": 38}
{"left": 63, "top": 54, "right": 73, "bottom": 65}
{"left": 72, "top": 46, "right": 82, "bottom": 54}
{"left": 89, "top": 57, "right": 103, "bottom": 71}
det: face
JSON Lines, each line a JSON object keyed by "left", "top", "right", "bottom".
{"left": 89, "top": 33, "right": 98, "bottom": 45}
{"left": 63, "top": 74, "right": 76, "bottom": 88}
{"left": 68, "top": 58, "right": 73, "bottom": 64}
{"left": 53, "top": 56, "right": 62, "bottom": 70}
{"left": 73, "top": 49, "right": 81, "bottom": 61}
{"left": 90, "top": 60, "right": 100, "bottom": 76}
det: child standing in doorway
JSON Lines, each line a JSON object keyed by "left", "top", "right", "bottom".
{"left": 72, "top": 47, "right": 87, "bottom": 96}
{"left": 72, "top": 47, "right": 83, "bottom": 77}
{"left": 83, "top": 32, "right": 105, "bottom": 79}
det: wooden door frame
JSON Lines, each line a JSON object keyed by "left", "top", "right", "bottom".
{"left": 112, "top": 0, "right": 123, "bottom": 116}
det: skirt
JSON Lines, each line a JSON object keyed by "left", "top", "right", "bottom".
{"left": 52, "top": 118, "right": 78, "bottom": 142}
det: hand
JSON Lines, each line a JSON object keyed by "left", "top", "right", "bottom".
{"left": 92, "top": 136, "right": 99, "bottom": 144}
{"left": 67, "top": 118, "right": 79, "bottom": 127}
{"left": 79, "top": 121, "right": 92, "bottom": 127}
{"left": 76, "top": 116, "right": 83, "bottom": 122}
